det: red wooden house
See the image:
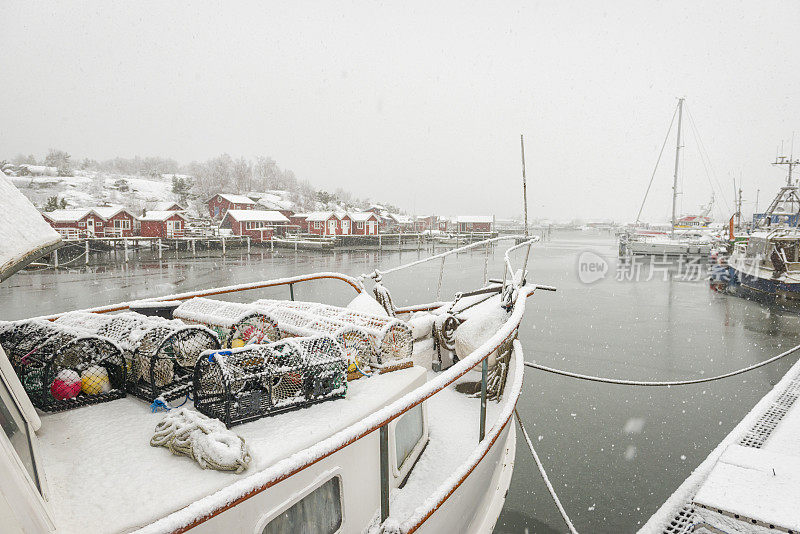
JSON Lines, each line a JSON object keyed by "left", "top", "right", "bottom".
{"left": 289, "top": 213, "right": 309, "bottom": 233}
{"left": 140, "top": 211, "right": 188, "bottom": 238}
{"left": 306, "top": 212, "right": 341, "bottom": 236}
{"left": 349, "top": 212, "right": 379, "bottom": 235}
{"left": 42, "top": 209, "right": 104, "bottom": 239}
{"left": 456, "top": 216, "right": 494, "bottom": 232}
{"left": 93, "top": 206, "right": 138, "bottom": 237}
{"left": 207, "top": 193, "right": 256, "bottom": 219}
{"left": 42, "top": 206, "right": 138, "bottom": 238}
{"left": 414, "top": 215, "right": 438, "bottom": 232}
{"left": 220, "top": 210, "right": 290, "bottom": 242}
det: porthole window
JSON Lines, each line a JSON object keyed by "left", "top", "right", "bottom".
{"left": 262, "top": 476, "right": 342, "bottom": 534}
{"left": 395, "top": 404, "right": 424, "bottom": 469}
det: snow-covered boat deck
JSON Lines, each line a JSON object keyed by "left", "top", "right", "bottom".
{"left": 37, "top": 366, "right": 427, "bottom": 534}
{"left": 641, "top": 355, "right": 800, "bottom": 533}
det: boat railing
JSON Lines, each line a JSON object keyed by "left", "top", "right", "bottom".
{"left": 33, "top": 236, "right": 545, "bottom": 534}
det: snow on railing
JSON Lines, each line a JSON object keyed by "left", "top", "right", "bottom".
{"left": 32, "top": 272, "right": 365, "bottom": 321}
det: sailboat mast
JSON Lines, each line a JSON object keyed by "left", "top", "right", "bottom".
{"left": 671, "top": 98, "right": 684, "bottom": 237}
{"left": 521, "top": 134, "right": 529, "bottom": 238}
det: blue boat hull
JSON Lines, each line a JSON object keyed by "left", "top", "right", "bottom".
{"left": 725, "top": 264, "right": 800, "bottom": 301}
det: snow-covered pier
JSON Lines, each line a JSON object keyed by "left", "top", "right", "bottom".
{"left": 642, "top": 354, "right": 800, "bottom": 534}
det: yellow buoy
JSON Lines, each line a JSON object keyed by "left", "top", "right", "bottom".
{"left": 81, "top": 365, "right": 110, "bottom": 395}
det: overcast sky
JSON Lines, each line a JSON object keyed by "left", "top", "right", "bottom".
{"left": 2, "top": 1, "right": 799, "bottom": 221}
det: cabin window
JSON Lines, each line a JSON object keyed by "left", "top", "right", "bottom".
{"left": 114, "top": 219, "right": 131, "bottom": 229}
{"left": 357, "top": 222, "right": 364, "bottom": 229}
{"left": 78, "top": 222, "right": 85, "bottom": 227}
{"left": 315, "top": 221, "right": 322, "bottom": 229}
{"left": 261, "top": 476, "right": 342, "bottom": 534}
{"left": 395, "top": 404, "right": 424, "bottom": 469}
{"left": 0, "top": 374, "right": 41, "bottom": 493}
{"left": 96, "top": 221, "right": 103, "bottom": 227}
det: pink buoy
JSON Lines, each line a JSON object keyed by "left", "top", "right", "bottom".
{"left": 50, "top": 369, "right": 82, "bottom": 401}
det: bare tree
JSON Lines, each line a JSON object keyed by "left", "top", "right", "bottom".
{"left": 253, "top": 156, "right": 279, "bottom": 191}
{"left": 232, "top": 157, "right": 252, "bottom": 193}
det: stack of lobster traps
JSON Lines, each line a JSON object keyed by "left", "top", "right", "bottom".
{"left": 0, "top": 320, "right": 126, "bottom": 411}
{"left": 193, "top": 334, "right": 348, "bottom": 427}
{"left": 172, "top": 297, "right": 280, "bottom": 348}
{"left": 252, "top": 299, "right": 414, "bottom": 370}
{"left": 55, "top": 311, "right": 220, "bottom": 402}
{"left": 173, "top": 297, "right": 414, "bottom": 376}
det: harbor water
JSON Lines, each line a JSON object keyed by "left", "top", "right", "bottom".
{"left": 2, "top": 231, "right": 798, "bottom": 533}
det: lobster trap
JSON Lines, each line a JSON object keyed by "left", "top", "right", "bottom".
{"left": 253, "top": 299, "right": 413, "bottom": 367}
{"left": 193, "top": 334, "right": 348, "bottom": 427}
{"left": 173, "top": 297, "right": 280, "bottom": 348}
{"left": 55, "top": 311, "right": 220, "bottom": 402}
{"left": 0, "top": 320, "right": 126, "bottom": 412}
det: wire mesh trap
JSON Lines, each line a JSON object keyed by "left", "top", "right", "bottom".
{"left": 173, "top": 297, "right": 281, "bottom": 348}
{"left": 0, "top": 320, "right": 126, "bottom": 411}
{"left": 253, "top": 299, "right": 414, "bottom": 366}
{"left": 194, "top": 334, "right": 348, "bottom": 427}
{"left": 55, "top": 311, "right": 220, "bottom": 402}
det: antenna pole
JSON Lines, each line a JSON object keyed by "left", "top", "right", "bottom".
{"left": 671, "top": 98, "right": 684, "bottom": 237}
{"left": 521, "top": 134, "right": 529, "bottom": 237}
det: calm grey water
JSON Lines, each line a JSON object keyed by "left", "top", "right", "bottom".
{"left": 2, "top": 231, "right": 798, "bottom": 533}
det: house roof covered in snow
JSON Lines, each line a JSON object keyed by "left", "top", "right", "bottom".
{"left": 140, "top": 210, "right": 187, "bottom": 222}
{"left": 42, "top": 208, "right": 97, "bottom": 222}
{"left": 213, "top": 193, "right": 256, "bottom": 205}
{"left": 456, "top": 215, "right": 494, "bottom": 224}
{"left": 91, "top": 205, "right": 131, "bottom": 219}
{"left": 1, "top": 171, "right": 61, "bottom": 281}
{"left": 152, "top": 201, "right": 185, "bottom": 211}
{"left": 223, "top": 210, "right": 289, "bottom": 223}
{"left": 390, "top": 213, "right": 413, "bottom": 224}
{"left": 305, "top": 211, "right": 338, "bottom": 222}
{"left": 349, "top": 212, "right": 378, "bottom": 222}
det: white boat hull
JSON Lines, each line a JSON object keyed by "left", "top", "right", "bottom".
{"left": 628, "top": 240, "right": 712, "bottom": 256}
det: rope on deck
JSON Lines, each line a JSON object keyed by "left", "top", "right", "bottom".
{"left": 514, "top": 409, "right": 579, "bottom": 534}
{"left": 524, "top": 341, "right": 800, "bottom": 387}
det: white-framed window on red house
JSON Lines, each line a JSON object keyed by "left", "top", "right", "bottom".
{"left": 357, "top": 222, "right": 364, "bottom": 229}
{"left": 315, "top": 221, "right": 322, "bottom": 229}
{"left": 78, "top": 222, "right": 85, "bottom": 227}
{"left": 114, "top": 219, "right": 130, "bottom": 230}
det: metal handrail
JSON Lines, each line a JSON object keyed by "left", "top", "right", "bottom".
{"left": 32, "top": 272, "right": 365, "bottom": 321}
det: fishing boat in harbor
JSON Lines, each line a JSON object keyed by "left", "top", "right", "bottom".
{"left": 624, "top": 98, "right": 715, "bottom": 257}
{"left": 722, "top": 157, "right": 800, "bottom": 302}
{"left": 0, "top": 170, "right": 553, "bottom": 534}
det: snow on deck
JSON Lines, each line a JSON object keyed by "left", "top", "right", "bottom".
{"left": 641, "top": 355, "right": 800, "bottom": 533}
{"left": 36, "top": 366, "right": 426, "bottom": 534}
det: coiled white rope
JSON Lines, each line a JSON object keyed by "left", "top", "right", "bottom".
{"left": 151, "top": 408, "right": 251, "bottom": 473}
{"left": 523, "top": 341, "right": 800, "bottom": 387}
{"left": 514, "top": 409, "right": 579, "bottom": 534}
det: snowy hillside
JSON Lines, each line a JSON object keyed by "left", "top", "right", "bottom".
{"left": 9, "top": 170, "right": 175, "bottom": 214}
{"left": 10, "top": 170, "right": 362, "bottom": 217}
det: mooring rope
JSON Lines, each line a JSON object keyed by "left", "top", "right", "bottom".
{"left": 515, "top": 409, "right": 579, "bottom": 534}
{"left": 524, "top": 342, "right": 800, "bottom": 386}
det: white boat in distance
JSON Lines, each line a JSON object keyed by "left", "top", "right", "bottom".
{"left": 0, "top": 171, "right": 553, "bottom": 534}
{"left": 625, "top": 98, "right": 716, "bottom": 257}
